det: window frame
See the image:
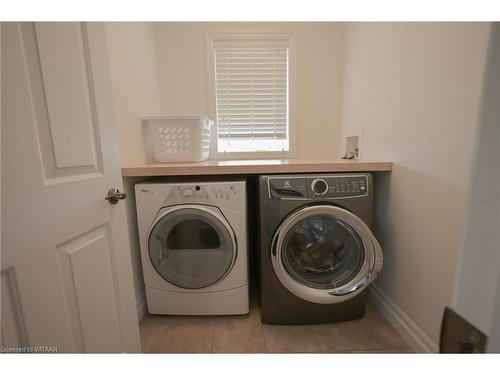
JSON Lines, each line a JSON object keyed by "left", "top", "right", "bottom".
{"left": 206, "top": 32, "right": 297, "bottom": 159}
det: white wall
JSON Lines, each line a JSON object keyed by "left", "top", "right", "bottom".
{"left": 106, "top": 22, "right": 163, "bottom": 166}
{"left": 453, "top": 24, "right": 500, "bottom": 351}
{"left": 154, "top": 22, "right": 344, "bottom": 159}
{"left": 106, "top": 22, "right": 163, "bottom": 318}
{"left": 340, "top": 23, "right": 491, "bottom": 351}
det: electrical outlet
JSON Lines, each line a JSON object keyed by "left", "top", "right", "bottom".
{"left": 440, "top": 307, "right": 487, "bottom": 353}
{"left": 345, "top": 135, "right": 360, "bottom": 159}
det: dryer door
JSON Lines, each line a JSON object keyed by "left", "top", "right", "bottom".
{"left": 148, "top": 205, "right": 237, "bottom": 289}
{"left": 271, "top": 205, "right": 383, "bottom": 304}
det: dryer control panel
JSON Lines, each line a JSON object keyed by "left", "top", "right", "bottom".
{"left": 175, "top": 184, "right": 238, "bottom": 201}
{"left": 269, "top": 175, "right": 368, "bottom": 200}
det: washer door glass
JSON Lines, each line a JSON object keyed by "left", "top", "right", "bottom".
{"left": 148, "top": 207, "right": 235, "bottom": 289}
{"left": 281, "top": 214, "right": 365, "bottom": 290}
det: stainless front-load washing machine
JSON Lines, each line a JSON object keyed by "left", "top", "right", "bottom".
{"left": 256, "top": 173, "right": 383, "bottom": 324}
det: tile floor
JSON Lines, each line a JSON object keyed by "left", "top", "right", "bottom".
{"left": 139, "top": 294, "right": 414, "bottom": 354}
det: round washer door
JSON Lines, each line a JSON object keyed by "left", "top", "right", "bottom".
{"left": 271, "top": 205, "right": 383, "bottom": 304}
{"left": 148, "top": 204, "right": 237, "bottom": 289}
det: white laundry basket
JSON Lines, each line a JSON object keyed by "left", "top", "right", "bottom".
{"left": 143, "top": 116, "right": 212, "bottom": 163}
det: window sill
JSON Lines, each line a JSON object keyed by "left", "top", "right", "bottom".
{"left": 213, "top": 150, "right": 294, "bottom": 160}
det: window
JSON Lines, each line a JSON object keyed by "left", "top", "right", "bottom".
{"left": 208, "top": 34, "right": 294, "bottom": 156}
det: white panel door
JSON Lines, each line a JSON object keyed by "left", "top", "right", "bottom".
{"left": 1, "top": 22, "right": 140, "bottom": 353}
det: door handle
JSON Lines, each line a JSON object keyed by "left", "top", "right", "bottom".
{"left": 105, "top": 188, "right": 127, "bottom": 204}
{"left": 329, "top": 272, "right": 371, "bottom": 296}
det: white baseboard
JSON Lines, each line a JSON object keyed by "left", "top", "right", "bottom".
{"left": 370, "top": 285, "right": 439, "bottom": 353}
{"left": 136, "top": 293, "right": 147, "bottom": 322}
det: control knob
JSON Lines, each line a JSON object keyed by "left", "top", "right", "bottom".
{"left": 312, "top": 179, "right": 329, "bottom": 195}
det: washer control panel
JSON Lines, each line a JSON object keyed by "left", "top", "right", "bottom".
{"left": 307, "top": 175, "right": 368, "bottom": 198}
{"left": 269, "top": 175, "right": 368, "bottom": 199}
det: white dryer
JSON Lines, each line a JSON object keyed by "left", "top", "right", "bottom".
{"left": 135, "top": 179, "right": 248, "bottom": 315}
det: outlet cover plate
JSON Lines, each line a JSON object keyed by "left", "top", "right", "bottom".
{"left": 440, "top": 307, "right": 487, "bottom": 353}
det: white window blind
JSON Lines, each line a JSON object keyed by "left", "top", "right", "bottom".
{"left": 214, "top": 47, "right": 289, "bottom": 153}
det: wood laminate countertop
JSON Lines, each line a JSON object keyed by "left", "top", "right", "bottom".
{"left": 122, "top": 158, "right": 392, "bottom": 177}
